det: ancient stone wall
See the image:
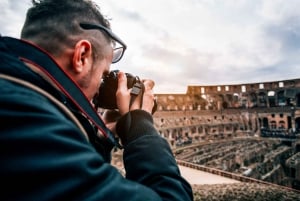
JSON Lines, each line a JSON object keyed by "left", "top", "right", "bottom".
{"left": 151, "top": 78, "right": 300, "bottom": 190}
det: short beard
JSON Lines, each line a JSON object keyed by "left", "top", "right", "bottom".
{"left": 78, "top": 66, "right": 94, "bottom": 89}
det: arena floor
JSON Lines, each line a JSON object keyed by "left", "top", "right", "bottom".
{"left": 179, "top": 165, "right": 240, "bottom": 185}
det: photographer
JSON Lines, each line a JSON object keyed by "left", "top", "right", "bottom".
{"left": 0, "top": 0, "right": 193, "bottom": 200}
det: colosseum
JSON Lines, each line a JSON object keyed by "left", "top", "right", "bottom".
{"left": 112, "top": 78, "right": 300, "bottom": 201}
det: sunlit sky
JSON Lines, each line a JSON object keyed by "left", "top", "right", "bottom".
{"left": 1, "top": 0, "right": 300, "bottom": 93}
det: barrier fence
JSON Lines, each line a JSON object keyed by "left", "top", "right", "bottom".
{"left": 176, "top": 159, "right": 300, "bottom": 193}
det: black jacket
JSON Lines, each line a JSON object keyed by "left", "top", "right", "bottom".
{"left": 0, "top": 36, "right": 193, "bottom": 201}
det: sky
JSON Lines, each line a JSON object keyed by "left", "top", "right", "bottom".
{"left": 1, "top": 0, "right": 300, "bottom": 94}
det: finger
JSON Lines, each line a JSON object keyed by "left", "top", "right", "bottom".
{"left": 142, "top": 79, "right": 155, "bottom": 90}
{"left": 116, "top": 72, "right": 131, "bottom": 115}
{"left": 141, "top": 88, "right": 155, "bottom": 114}
{"left": 117, "top": 71, "right": 128, "bottom": 91}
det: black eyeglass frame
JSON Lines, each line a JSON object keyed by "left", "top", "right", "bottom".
{"left": 79, "top": 23, "right": 127, "bottom": 63}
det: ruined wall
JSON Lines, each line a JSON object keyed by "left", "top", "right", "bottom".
{"left": 152, "top": 78, "right": 300, "bottom": 190}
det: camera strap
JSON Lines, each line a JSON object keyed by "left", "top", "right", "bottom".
{"left": 2, "top": 36, "right": 122, "bottom": 148}
{"left": 129, "top": 79, "right": 157, "bottom": 114}
{"left": 129, "top": 77, "right": 145, "bottom": 109}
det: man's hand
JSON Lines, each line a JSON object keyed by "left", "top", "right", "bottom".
{"left": 116, "top": 71, "right": 155, "bottom": 115}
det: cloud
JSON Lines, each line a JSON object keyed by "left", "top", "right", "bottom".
{"left": 0, "top": 0, "right": 29, "bottom": 37}
{"left": 1, "top": 0, "right": 300, "bottom": 93}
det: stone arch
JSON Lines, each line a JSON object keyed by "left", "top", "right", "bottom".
{"left": 249, "top": 92, "right": 257, "bottom": 108}
{"left": 262, "top": 117, "right": 269, "bottom": 128}
{"left": 278, "top": 120, "right": 285, "bottom": 129}
{"left": 233, "top": 93, "right": 239, "bottom": 108}
{"left": 268, "top": 91, "right": 276, "bottom": 107}
{"left": 296, "top": 93, "right": 300, "bottom": 107}
{"left": 270, "top": 120, "right": 276, "bottom": 129}
{"left": 258, "top": 92, "right": 267, "bottom": 107}
{"left": 277, "top": 90, "right": 286, "bottom": 106}
{"left": 295, "top": 117, "right": 300, "bottom": 132}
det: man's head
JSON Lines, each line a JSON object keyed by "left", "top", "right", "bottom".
{"left": 21, "top": 0, "right": 126, "bottom": 100}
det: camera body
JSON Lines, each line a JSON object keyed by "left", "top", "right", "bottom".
{"left": 93, "top": 70, "right": 141, "bottom": 109}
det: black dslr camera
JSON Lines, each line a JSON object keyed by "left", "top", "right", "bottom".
{"left": 93, "top": 70, "right": 157, "bottom": 113}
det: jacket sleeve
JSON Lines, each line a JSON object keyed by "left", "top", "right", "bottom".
{"left": 116, "top": 110, "right": 194, "bottom": 201}
{"left": 0, "top": 79, "right": 193, "bottom": 201}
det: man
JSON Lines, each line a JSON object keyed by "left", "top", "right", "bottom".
{"left": 0, "top": 0, "right": 193, "bottom": 200}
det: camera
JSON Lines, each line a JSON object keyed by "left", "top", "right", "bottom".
{"left": 93, "top": 70, "right": 157, "bottom": 114}
{"left": 93, "top": 70, "right": 140, "bottom": 110}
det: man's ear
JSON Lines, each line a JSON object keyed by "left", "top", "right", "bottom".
{"left": 72, "top": 40, "right": 93, "bottom": 73}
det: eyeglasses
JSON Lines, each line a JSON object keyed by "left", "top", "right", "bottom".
{"left": 79, "top": 23, "right": 127, "bottom": 63}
